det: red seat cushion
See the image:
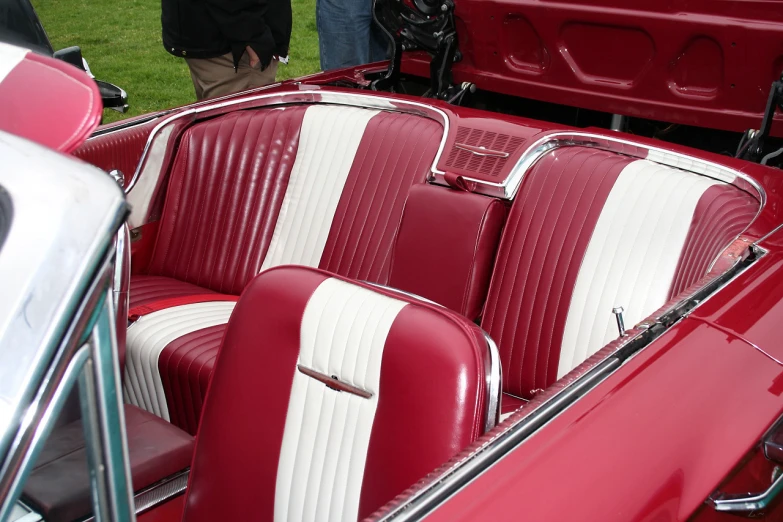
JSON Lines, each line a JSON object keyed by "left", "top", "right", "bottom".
{"left": 22, "top": 405, "right": 193, "bottom": 522}
{"left": 130, "top": 275, "right": 217, "bottom": 309}
{"left": 182, "top": 266, "right": 494, "bottom": 522}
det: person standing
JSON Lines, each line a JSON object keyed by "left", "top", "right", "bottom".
{"left": 162, "top": 0, "right": 292, "bottom": 100}
{"left": 316, "top": 0, "right": 388, "bottom": 71}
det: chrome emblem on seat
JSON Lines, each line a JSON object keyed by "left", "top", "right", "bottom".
{"left": 297, "top": 365, "right": 373, "bottom": 399}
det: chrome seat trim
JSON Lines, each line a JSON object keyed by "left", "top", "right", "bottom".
{"left": 431, "top": 131, "right": 766, "bottom": 207}
{"left": 124, "top": 89, "right": 451, "bottom": 197}
{"left": 363, "top": 281, "right": 501, "bottom": 434}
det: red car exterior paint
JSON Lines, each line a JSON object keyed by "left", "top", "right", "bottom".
{"left": 426, "top": 246, "right": 783, "bottom": 521}
{"left": 402, "top": 0, "right": 783, "bottom": 136}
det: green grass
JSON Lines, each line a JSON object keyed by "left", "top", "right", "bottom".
{"left": 31, "top": 0, "right": 320, "bottom": 123}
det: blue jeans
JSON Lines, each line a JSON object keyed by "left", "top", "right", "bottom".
{"left": 316, "top": 0, "right": 389, "bottom": 71}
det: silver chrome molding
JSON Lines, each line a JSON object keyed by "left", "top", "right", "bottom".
{"left": 483, "top": 332, "right": 501, "bottom": 432}
{"left": 125, "top": 89, "right": 451, "bottom": 195}
{"left": 430, "top": 131, "right": 766, "bottom": 206}
{"left": 363, "top": 281, "right": 500, "bottom": 433}
{"left": 82, "top": 469, "right": 190, "bottom": 521}
{"left": 376, "top": 243, "right": 766, "bottom": 522}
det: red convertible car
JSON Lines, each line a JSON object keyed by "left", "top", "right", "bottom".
{"left": 2, "top": 0, "right": 783, "bottom": 521}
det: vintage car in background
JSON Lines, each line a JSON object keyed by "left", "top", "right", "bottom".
{"left": 2, "top": 0, "right": 783, "bottom": 520}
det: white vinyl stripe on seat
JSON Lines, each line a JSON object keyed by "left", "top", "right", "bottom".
{"left": 274, "top": 278, "right": 407, "bottom": 522}
{"left": 260, "top": 105, "right": 380, "bottom": 271}
{"left": 123, "top": 301, "right": 236, "bottom": 420}
{"left": 0, "top": 42, "right": 28, "bottom": 83}
{"left": 557, "top": 160, "right": 721, "bottom": 378}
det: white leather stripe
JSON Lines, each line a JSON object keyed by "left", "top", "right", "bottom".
{"left": 123, "top": 301, "right": 236, "bottom": 420}
{"left": 127, "top": 123, "right": 176, "bottom": 228}
{"left": 260, "top": 105, "right": 380, "bottom": 271}
{"left": 557, "top": 160, "right": 721, "bottom": 378}
{"left": 0, "top": 43, "right": 28, "bottom": 83}
{"left": 274, "top": 278, "right": 407, "bottom": 522}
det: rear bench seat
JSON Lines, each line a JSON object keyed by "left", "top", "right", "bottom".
{"left": 125, "top": 103, "right": 759, "bottom": 436}
{"left": 124, "top": 105, "right": 447, "bottom": 433}
{"left": 479, "top": 147, "right": 758, "bottom": 413}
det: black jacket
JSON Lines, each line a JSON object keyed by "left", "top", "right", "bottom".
{"left": 162, "top": 0, "right": 291, "bottom": 70}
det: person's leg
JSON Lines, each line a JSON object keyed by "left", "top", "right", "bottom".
{"left": 245, "top": 58, "right": 278, "bottom": 89}
{"left": 316, "top": 0, "right": 374, "bottom": 70}
{"left": 186, "top": 63, "right": 206, "bottom": 100}
{"left": 185, "top": 54, "right": 240, "bottom": 100}
{"left": 186, "top": 53, "right": 278, "bottom": 100}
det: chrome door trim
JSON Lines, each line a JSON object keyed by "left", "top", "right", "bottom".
{"left": 82, "top": 295, "right": 135, "bottom": 521}
{"left": 375, "top": 244, "right": 766, "bottom": 522}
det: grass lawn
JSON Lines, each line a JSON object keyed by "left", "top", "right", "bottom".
{"left": 31, "top": 0, "right": 321, "bottom": 123}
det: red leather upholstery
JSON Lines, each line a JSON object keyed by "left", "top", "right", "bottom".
{"left": 482, "top": 148, "right": 630, "bottom": 399}
{"left": 130, "top": 275, "right": 216, "bottom": 309}
{"left": 389, "top": 184, "right": 506, "bottom": 320}
{"left": 182, "top": 266, "right": 491, "bottom": 522}
{"left": 22, "top": 405, "right": 193, "bottom": 522}
{"left": 159, "top": 325, "right": 226, "bottom": 435}
{"left": 146, "top": 108, "right": 307, "bottom": 294}
{"left": 72, "top": 119, "right": 158, "bottom": 187}
{"left": 669, "top": 184, "right": 758, "bottom": 297}
{"left": 320, "top": 111, "right": 442, "bottom": 284}
{"left": 127, "top": 107, "right": 445, "bottom": 434}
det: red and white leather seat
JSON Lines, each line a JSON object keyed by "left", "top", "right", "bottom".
{"left": 181, "top": 266, "right": 498, "bottom": 521}
{"left": 123, "top": 106, "right": 443, "bottom": 432}
{"left": 482, "top": 147, "right": 758, "bottom": 414}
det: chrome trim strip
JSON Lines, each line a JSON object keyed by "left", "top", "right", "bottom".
{"left": 383, "top": 356, "right": 623, "bottom": 522}
{"left": 453, "top": 144, "right": 510, "bottom": 158}
{"left": 711, "top": 469, "right": 783, "bottom": 514}
{"left": 89, "top": 113, "right": 168, "bottom": 139}
{"left": 431, "top": 131, "right": 766, "bottom": 205}
{"left": 125, "top": 90, "right": 450, "bottom": 195}
{"left": 377, "top": 244, "right": 765, "bottom": 522}
{"left": 298, "top": 365, "right": 373, "bottom": 399}
{"left": 83, "top": 469, "right": 190, "bottom": 521}
{"left": 134, "top": 470, "right": 189, "bottom": 515}
{"left": 87, "top": 296, "right": 135, "bottom": 521}
{"left": 0, "top": 256, "right": 117, "bottom": 520}
{"left": 482, "top": 332, "right": 501, "bottom": 433}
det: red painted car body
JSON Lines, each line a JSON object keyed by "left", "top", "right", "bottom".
{"left": 74, "top": 81, "right": 783, "bottom": 521}
{"left": 4, "top": 1, "right": 783, "bottom": 520}
{"left": 404, "top": 0, "right": 783, "bottom": 135}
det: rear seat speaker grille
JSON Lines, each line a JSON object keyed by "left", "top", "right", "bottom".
{"left": 445, "top": 127, "right": 525, "bottom": 177}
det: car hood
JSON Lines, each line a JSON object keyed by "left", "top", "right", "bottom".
{"left": 400, "top": 0, "right": 783, "bottom": 136}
